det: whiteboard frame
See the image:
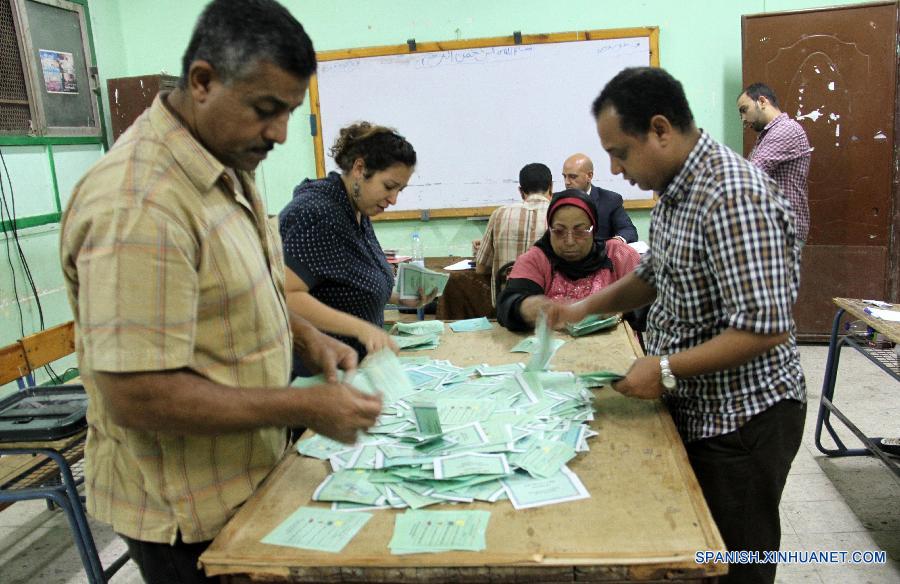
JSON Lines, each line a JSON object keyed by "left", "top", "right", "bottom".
{"left": 309, "top": 27, "right": 660, "bottom": 221}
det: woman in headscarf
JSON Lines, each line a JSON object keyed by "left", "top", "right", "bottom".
{"left": 497, "top": 189, "right": 640, "bottom": 331}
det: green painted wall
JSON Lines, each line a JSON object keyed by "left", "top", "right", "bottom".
{"left": 0, "top": 0, "right": 874, "bottom": 394}
{"left": 83, "top": 0, "right": 873, "bottom": 257}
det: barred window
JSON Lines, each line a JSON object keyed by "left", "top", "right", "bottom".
{"left": 1, "top": 0, "right": 100, "bottom": 137}
{"left": 0, "top": 0, "right": 33, "bottom": 134}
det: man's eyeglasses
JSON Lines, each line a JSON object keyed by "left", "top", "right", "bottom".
{"left": 549, "top": 225, "right": 594, "bottom": 240}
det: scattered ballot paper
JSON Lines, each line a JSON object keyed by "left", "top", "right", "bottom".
{"left": 397, "top": 263, "right": 450, "bottom": 300}
{"left": 526, "top": 312, "right": 564, "bottom": 371}
{"left": 433, "top": 453, "right": 511, "bottom": 479}
{"left": 508, "top": 439, "right": 576, "bottom": 478}
{"left": 293, "top": 351, "right": 600, "bottom": 544}
{"left": 389, "top": 509, "right": 490, "bottom": 554}
{"left": 261, "top": 507, "right": 372, "bottom": 553}
{"left": 501, "top": 466, "right": 590, "bottom": 510}
{"left": 290, "top": 348, "right": 416, "bottom": 403}
{"left": 449, "top": 317, "right": 493, "bottom": 332}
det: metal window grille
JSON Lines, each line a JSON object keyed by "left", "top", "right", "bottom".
{"left": 0, "top": 0, "right": 32, "bottom": 134}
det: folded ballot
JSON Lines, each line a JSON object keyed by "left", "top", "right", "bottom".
{"left": 566, "top": 314, "right": 619, "bottom": 337}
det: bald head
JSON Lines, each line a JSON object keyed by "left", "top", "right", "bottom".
{"left": 562, "top": 153, "right": 594, "bottom": 192}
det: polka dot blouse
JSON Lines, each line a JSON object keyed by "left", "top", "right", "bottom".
{"left": 279, "top": 172, "right": 394, "bottom": 359}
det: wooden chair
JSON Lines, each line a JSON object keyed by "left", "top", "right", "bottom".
{"left": 493, "top": 260, "right": 516, "bottom": 308}
{"left": 0, "top": 322, "right": 128, "bottom": 582}
{"left": 18, "top": 321, "right": 76, "bottom": 380}
{"left": 0, "top": 341, "right": 30, "bottom": 388}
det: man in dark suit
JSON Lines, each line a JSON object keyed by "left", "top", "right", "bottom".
{"left": 562, "top": 153, "right": 638, "bottom": 243}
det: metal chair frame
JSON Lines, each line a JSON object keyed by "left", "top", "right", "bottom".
{"left": 0, "top": 322, "right": 129, "bottom": 582}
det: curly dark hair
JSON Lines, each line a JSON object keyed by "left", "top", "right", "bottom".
{"left": 330, "top": 122, "right": 417, "bottom": 177}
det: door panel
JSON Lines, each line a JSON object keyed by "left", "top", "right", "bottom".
{"left": 742, "top": 2, "right": 898, "bottom": 337}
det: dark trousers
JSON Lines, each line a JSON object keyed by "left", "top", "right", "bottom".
{"left": 686, "top": 399, "right": 806, "bottom": 584}
{"left": 120, "top": 534, "right": 215, "bottom": 584}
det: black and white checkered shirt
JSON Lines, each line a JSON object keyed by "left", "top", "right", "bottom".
{"left": 633, "top": 131, "right": 806, "bottom": 443}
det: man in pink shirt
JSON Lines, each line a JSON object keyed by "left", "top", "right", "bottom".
{"left": 738, "top": 83, "right": 812, "bottom": 246}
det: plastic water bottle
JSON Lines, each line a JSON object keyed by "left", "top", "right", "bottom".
{"left": 411, "top": 231, "right": 425, "bottom": 268}
{"left": 411, "top": 231, "right": 425, "bottom": 319}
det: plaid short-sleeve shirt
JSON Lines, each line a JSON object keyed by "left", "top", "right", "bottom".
{"left": 60, "top": 95, "right": 292, "bottom": 544}
{"left": 475, "top": 194, "right": 550, "bottom": 303}
{"left": 749, "top": 113, "right": 811, "bottom": 241}
{"left": 633, "top": 131, "right": 806, "bottom": 443}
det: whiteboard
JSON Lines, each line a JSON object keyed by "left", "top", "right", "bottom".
{"left": 312, "top": 30, "right": 658, "bottom": 218}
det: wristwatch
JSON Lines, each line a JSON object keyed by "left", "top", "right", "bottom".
{"left": 659, "top": 355, "right": 677, "bottom": 390}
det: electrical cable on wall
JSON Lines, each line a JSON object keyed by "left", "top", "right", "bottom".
{"left": 0, "top": 148, "right": 62, "bottom": 384}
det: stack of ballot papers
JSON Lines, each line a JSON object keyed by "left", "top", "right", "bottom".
{"left": 297, "top": 348, "right": 600, "bottom": 516}
{"left": 578, "top": 370, "right": 625, "bottom": 388}
{"left": 566, "top": 314, "right": 619, "bottom": 337}
{"left": 397, "top": 263, "right": 450, "bottom": 300}
{"left": 389, "top": 320, "right": 444, "bottom": 351}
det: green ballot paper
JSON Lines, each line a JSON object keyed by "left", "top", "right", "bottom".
{"left": 261, "top": 506, "right": 372, "bottom": 553}
{"left": 565, "top": 314, "right": 619, "bottom": 337}
{"left": 508, "top": 439, "right": 576, "bottom": 478}
{"left": 397, "top": 263, "right": 450, "bottom": 300}
{"left": 389, "top": 509, "right": 490, "bottom": 554}
{"left": 577, "top": 370, "right": 626, "bottom": 388}
{"left": 433, "top": 453, "right": 511, "bottom": 479}
{"left": 392, "top": 320, "right": 446, "bottom": 336}
{"left": 449, "top": 317, "right": 493, "bottom": 332}
{"left": 411, "top": 400, "right": 442, "bottom": 435}
{"left": 296, "top": 434, "right": 352, "bottom": 459}
{"left": 362, "top": 348, "right": 416, "bottom": 403}
{"left": 312, "top": 470, "right": 383, "bottom": 505}
{"left": 501, "top": 466, "right": 590, "bottom": 510}
{"left": 391, "top": 334, "right": 441, "bottom": 351}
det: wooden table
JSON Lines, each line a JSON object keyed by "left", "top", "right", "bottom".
{"left": 200, "top": 322, "right": 726, "bottom": 582}
{"left": 426, "top": 257, "right": 495, "bottom": 320}
{"left": 814, "top": 298, "right": 900, "bottom": 479}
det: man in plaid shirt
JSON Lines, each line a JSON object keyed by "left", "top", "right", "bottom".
{"left": 474, "top": 163, "right": 553, "bottom": 303}
{"left": 549, "top": 67, "right": 805, "bottom": 584}
{"left": 61, "top": 1, "right": 381, "bottom": 581}
{"left": 738, "top": 83, "right": 811, "bottom": 244}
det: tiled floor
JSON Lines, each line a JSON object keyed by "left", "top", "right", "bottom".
{"left": 0, "top": 345, "right": 897, "bottom": 583}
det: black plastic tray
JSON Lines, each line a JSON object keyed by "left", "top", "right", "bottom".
{"left": 0, "top": 385, "right": 88, "bottom": 442}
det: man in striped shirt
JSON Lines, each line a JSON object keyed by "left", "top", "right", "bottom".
{"left": 474, "top": 163, "right": 553, "bottom": 303}
{"left": 550, "top": 67, "right": 805, "bottom": 584}
{"left": 738, "top": 83, "right": 812, "bottom": 245}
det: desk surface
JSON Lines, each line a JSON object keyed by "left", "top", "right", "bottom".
{"left": 200, "top": 323, "right": 726, "bottom": 582}
{"left": 835, "top": 297, "right": 900, "bottom": 344}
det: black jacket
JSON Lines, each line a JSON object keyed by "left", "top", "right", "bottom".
{"left": 588, "top": 185, "right": 638, "bottom": 243}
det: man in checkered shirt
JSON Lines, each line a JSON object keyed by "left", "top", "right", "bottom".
{"left": 738, "top": 82, "right": 812, "bottom": 245}
{"left": 549, "top": 67, "right": 806, "bottom": 584}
